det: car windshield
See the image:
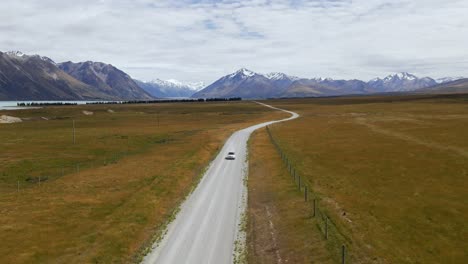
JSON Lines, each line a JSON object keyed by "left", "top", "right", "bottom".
{"left": 228, "top": 152, "right": 235, "bottom": 155}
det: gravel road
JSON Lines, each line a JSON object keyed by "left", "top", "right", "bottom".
{"left": 142, "top": 102, "right": 299, "bottom": 264}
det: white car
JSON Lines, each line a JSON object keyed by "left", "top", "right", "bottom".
{"left": 225, "top": 151, "right": 236, "bottom": 160}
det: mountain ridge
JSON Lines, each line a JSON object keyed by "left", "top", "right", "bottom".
{"left": 58, "top": 61, "right": 153, "bottom": 100}
{"left": 193, "top": 69, "right": 462, "bottom": 99}
{"left": 134, "top": 78, "right": 205, "bottom": 98}
{"left": 192, "top": 68, "right": 286, "bottom": 98}
{"left": 416, "top": 78, "right": 468, "bottom": 94}
{"left": 367, "top": 72, "right": 437, "bottom": 92}
{"left": 0, "top": 50, "right": 465, "bottom": 100}
{"left": 0, "top": 51, "right": 115, "bottom": 100}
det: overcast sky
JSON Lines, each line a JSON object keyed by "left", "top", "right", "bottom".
{"left": 1, "top": 0, "right": 467, "bottom": 84}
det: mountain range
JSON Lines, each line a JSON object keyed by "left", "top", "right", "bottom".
{"left": 416, "top": 78, "right": 468, "bottom": 94}
{"left": 0, "top": 51, "right": 466, "bottom": 100}
{"left": 192, "top": 69, "right": 465, "bottom": 99}
{"left": 367, "top": 72, "right": 437, "bottom": 92}
{"left": 135, "top": 79, "right": 204, "bottom": 98}
{"left": 0, "top": 51, "right": 152, "bottom": 100}
{"left": 192, "top": 68, "right": 282, "bottom": 98}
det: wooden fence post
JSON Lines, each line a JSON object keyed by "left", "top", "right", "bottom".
{"left": 325, "top": 217, "right": 329, "bottom": 240}
{"left": 313, "top": 199, "right": 316, "bottom": 217}
{"left": 342, "top": 245, "right": 346, "bottom": 264}
{"left": 305, "top": 186, "right": 308, "bottom": 201}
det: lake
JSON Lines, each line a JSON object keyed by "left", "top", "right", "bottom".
{"left": 0, "top": 101, "right": 105, "bottom": 110}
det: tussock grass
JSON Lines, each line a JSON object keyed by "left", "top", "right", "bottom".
{"left": 0, "top": 101, "right": 287, "bottom": 263}
{"left": 247, "top": 128, "right": 333, "bottom": 263}
{"left": 264, "top": 94, "right": 468, "bottom": 263}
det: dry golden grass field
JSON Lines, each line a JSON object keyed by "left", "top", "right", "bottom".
{"left": 254, "top": 94, "right": 468, "bottom": 263}
{"left": 247, "top": 128, "right": 333, "bottom": 264}
{"left": 0, "top": 101, "right": 287, "bottom": 263}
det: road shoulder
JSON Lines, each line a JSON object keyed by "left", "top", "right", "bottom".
{"left": 246, "top": 128, "right": 333, "bottom": 264}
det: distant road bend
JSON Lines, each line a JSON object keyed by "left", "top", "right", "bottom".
{"left": 142, "top": 102, "right": 299, "bottom": 264}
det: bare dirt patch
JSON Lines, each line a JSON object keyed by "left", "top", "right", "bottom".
{"left": 0, "top": 115, "right": 22, "bottom": 123}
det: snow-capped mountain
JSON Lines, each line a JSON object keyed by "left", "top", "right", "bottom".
{"left": 6, "top": 51, "right": 26, "bottom": 57}
{"left": 389, "top": 72, "right": 417, "bottom": 81}
{"left": 264, "top": 72, "right": 301, "bottom": 90}
{"left": 193, "top": 68, "right": 380, "bottom": 98}
{"left": 6, "top": 50, "right": 56, "bottom": 65}
{"left": 0, "top": 51, "right": 98, "bottom": 100}
{"left": 219, "top": 68, "right": 299, "bottom": 83}
{"left": 310, "top": 77, "right": 334, "bottom": 82}
{"left": 2, "top": 52, "right": 462, "bottom": 100}
{"left": 192, "top": 68, "right": 282, "bottom": 98}
{"left": 436, "top": 77, "right": 465, "bottom": 84}
{"left": 227, "top": 68, "right": 257, "bottom": 79}
{"left": 135, "top": 78, "right": 205, "bottom": 98}
{"left": 367, "top": 72, "right": 437, "bottom": 92}
{"left": 153, "top": 79, "right": 205, "bottom": 91}
{"left": 193, "top": 69, "right": 451, "bottom": 98}
{"left": 0, "top": 50, "right": 155, "bottom": 100}
{"left": 265, "top": 72, "right": 299, "bottom": 81}
{"left": 167, "top": 79, "right": 205, "bottom": 91}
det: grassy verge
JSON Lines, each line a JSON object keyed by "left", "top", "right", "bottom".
{"left": 246, "top": 128, "right": 333, "bottom": 263}
{"left": 0, "top": 101, "right": 287, "bottom": 263}
{"left": 264, "top": 94, "right": 468, "bottom": 263}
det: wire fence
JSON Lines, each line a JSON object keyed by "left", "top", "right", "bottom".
{"left": 266, "top": 125, "right": 356, "bottom": 264}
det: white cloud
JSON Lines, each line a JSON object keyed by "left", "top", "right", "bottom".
{"left": 0, "top": 0, "right": 467, "bottom": 83}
